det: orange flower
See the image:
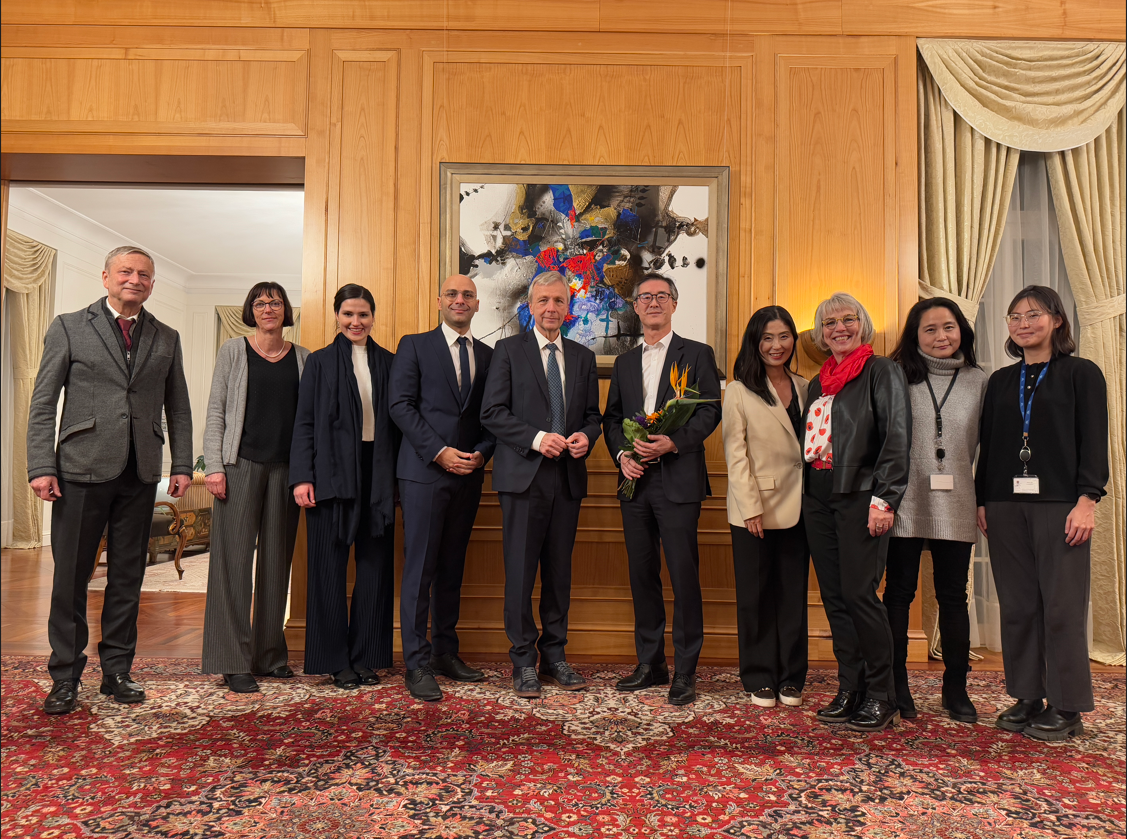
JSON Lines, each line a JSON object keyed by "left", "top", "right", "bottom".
{"left": 646, "top": 411, "right": 662, "bottom": 423}
{"left": 669, "top": 363, "right": 691, "bottom": 398}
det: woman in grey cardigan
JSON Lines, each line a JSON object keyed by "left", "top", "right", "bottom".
{"left": 201, "top": 283, "right": 310, "bottom": 693}
{"left": 885, "top": 299, "right": 987, "bottom": 723}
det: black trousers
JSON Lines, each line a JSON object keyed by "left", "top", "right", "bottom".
{"left": 497, "top": 457, "right": 580, "bottom": 668}
{"left": 884, "top": 537, "right": 972, "bottom": 680}
{"left": 48, "top": 446, "right": 157, "bottom": 681}
{"left": 303, "top": 443, "right": 395, "bottom": 675}
{"left": 803, "top": 469, "right": 896, "bottom": 702}
{"left": 985, "top": 501, "right": 1093, "bottom": 713}
{"left": 621, "top": 468, "right": 704, "bottom": 674}
{"left": 731, "top": 522, "right": 809, "bottom": 691}
{"left": 201, "top": 458, "right": 300, "bottom": 675}
{"left": 398, "top": 473, "right": 482, "bottom": 669}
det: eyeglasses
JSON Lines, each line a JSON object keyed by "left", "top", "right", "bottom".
{"left": 1004, "top": 310, "right": 1045, "bottom": 326}
{"left": 635, "top": 292, "right": 674, "bottom": 305}
{"left": 253, "top": 300, "right": 285, "bottom": 312}
{"left": 821, "top": 315, "right": 859, "bottom": 330}
{"left": 442, "top": 290, "right": 477, "bottom": 301}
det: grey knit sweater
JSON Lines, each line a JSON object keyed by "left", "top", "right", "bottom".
{"left": 890, "top": 350, "right": 988, "bottom": 543}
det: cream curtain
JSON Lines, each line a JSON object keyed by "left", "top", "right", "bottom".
{"left": 1046, "top": 108, "right": 1127, "bottom": 665}
{"left": 918, "top": 61, "right": 1021, "bottom": 324}
{"left": 215, "top": 305, "right": 301, "bottom": 353}
{"left": 4, "top": 231, "right": 56, "bottom": 549}
{"left": 918, "top": 40, "right": 1125, "bottom": 153}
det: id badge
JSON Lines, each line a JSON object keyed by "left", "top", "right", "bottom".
{"left": 1013, "top": 476, "right": 1040, "bottom": 495}
{"left": 930, "top": 474, "right": 954, "bottom": 491}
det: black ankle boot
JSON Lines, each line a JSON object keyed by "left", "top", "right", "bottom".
{"left": 941, "top": 667, "right": 977, "bottom": 723}
{"left": 893, "top": 666, "right": 917, "bottom": 719}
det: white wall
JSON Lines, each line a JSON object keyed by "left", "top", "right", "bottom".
{"left": 2, "top": 189, "right": 300, "bottom": 545}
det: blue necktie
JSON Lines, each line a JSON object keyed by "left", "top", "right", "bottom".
{"left": 546, "top": 343, "right": 565, "bottom": 434}
{"left": 457, "top": 336, "right": 472, "bottom": 405}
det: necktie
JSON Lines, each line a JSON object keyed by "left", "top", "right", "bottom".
{"left": 117, "top": 317, "right": 134, "bottom": 351}
{"left": 457, "top": 336, "right": 472, "bottom": 405}
{"left": 546, "top": 343, "right": 565, "bottom": 434}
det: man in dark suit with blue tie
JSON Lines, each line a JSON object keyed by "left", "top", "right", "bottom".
{"left": 481, "top": 271, "right": 603, "bottom": 699}
{"left": 389, "top": 274, "right": 496, "bottom": 701}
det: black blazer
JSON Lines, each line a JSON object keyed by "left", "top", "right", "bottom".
{"left": 602, "top": 333, "right": 722, "bottom": 503}
{"left": 804, "top": 355, "right": 912, "bottom": 510}
{"left": 389, "top": 326, "right": 496, "bottom": 484}
{"left": 480, "top": 329, "right": 603, "bottom": 497}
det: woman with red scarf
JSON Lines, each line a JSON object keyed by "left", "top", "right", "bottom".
{"left": 802, "top": 293, "right": 911, "bottom": 732}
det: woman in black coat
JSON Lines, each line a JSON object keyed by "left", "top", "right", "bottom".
{"left": 290, "top": 284, "right": 399, "bottom": 689}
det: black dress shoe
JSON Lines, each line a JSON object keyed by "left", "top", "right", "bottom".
{"left": 99, "top": 673, "right": 145, "bottom": 704}
{"left": 668, "top": 673, "right": 697, "bottom": 706}
{"left": 1024, "top": 706, "right": 1084, "bottom": 741}
{"left": 353, "top": 666, "right": 380, "bottom": 686}
{"left": 258, "top": 665, "right": 294, "bottom": 679}
{"left": 847, "top": 697, "right": 900, "bottom": 732}
{"left": 816, "top": 689, "right": 862, "bottom": 723}
{"left": 996, "top": 698, "right": 1044, "bottom": 732}
{"left": 941, "top": 687, "right": 978, "bottom": 723}
{"left": 513, "top": 666, "right": 542, "bottom": 699}
{"left": 616, "top": 663, "right": 670, "bottom": 691}
{"left": 405, "top": 667, "right": 443, "bottom": 702}
{"left": 223, "top": 673, "right": 260, "bottom": 694}
{"left": 332, "top": 667, "right": 361, "bottom": 690}
{"left": 44, "top": 679, "right": 81, "bottom": 715}
{"left": 429, "top": 653, "right": 485, "bottom": 683}
{"left": 539, "top": 661, "right": 587, "bottom": 690}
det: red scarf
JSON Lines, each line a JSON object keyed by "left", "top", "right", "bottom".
{"left": 818, "top": 344, "right": 874, "bottom": 395}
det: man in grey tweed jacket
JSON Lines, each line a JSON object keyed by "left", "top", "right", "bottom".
{"left": 27, "top": 246, "right": 193, "bottom": 715}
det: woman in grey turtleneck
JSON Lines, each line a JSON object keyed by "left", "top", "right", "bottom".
{"left": 885, "top": 299, "right": 988, "bottom": 724}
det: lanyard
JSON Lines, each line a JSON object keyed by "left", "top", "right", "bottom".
{"left": 1018, "top": 360, "right": 1049, "bottom": 475}
{"left": 924, "top": 368, "right": 959, "bottom": 467}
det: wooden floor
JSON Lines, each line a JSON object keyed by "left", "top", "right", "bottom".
{"left": 3, "top": 546, "right": 1120, "bottom": 673}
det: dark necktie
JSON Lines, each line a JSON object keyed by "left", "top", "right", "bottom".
{"left": 116, "top": 317, "right": 134, "bottom": 351}
{"left": 546, "top": 343, "right": 565, "bottom": 434}
{"left": 457, "top": 336, "right": 472, "bottom": 405}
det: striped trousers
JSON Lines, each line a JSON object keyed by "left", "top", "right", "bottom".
{"left": 201, "top": 458, "right": 299, "bottom": 675}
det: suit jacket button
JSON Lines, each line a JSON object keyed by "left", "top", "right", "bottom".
{"left": 121, "top": 413, "right": 128, "bottom": 419}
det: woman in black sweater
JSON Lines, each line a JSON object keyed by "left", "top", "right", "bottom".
{"left": 976, "top": 285, "right": 1108, "bottom": 741}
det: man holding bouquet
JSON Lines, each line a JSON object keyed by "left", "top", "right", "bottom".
{"left": 603, "top": 274, "right": 722, "bottom": 705}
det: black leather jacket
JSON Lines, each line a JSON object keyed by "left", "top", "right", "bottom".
{"left": 804, "top": 355, "right": 912, "bottom": 510}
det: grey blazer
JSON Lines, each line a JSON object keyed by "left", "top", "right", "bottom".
{"left": 203, "top": 336, "right": 310, "bottom": 475}
{"left": 27, "top": 298, "right": 193, "bottom": 484}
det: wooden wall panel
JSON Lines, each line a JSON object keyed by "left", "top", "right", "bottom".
{"left": 1, "top": 47, "right": 308, "bottom": 135}
{"left": 775, "top": 53, "right": 899, "bottom": 352}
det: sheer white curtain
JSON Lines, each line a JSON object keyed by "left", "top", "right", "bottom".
{"left": 970, "top": 152, "right": 1080, "bottom": 652}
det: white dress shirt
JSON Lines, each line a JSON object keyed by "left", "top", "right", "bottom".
{"left": 532, "top": 327, "right": 567, "bottom": 454}
{"left": 105, "top": 300, "right": 139, "bottom": 324}
{"left": 617, "top": 329, "right": 673, "bottom": 463}
{"left": 433, "top": 322, "right": 477, "bottom": 461}
{"left": 352, "top": 342, "right": 375, "bottom": 442}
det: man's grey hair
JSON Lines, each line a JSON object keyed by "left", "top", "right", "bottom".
{"left": 632, "top": 273, "right": 679, "bottom": 302}
{"left": 812, "top": 292, "right": 875, "bottom": 353}
{"left": 104, "top": 245, "right": 156, "bottom": 276}
{"left": 528, "top": 270, "right": 571, "bottom": 302}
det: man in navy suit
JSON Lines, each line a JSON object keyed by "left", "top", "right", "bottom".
{"left": 389, "top": 274, "right": 496, "bottom": 701}
{"left": 481, "top": 271, "right": 603, "bottom": 699}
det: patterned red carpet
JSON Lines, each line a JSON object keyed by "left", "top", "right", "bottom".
{"left": 2, "top": 657, "right": 1123, "bottom": 838}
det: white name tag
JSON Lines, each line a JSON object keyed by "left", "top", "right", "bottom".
{"left": 930, "top": 474, "right": 954, "bottom": 491}
{"left": 1013, "top": 476, "right": 1041, "bottom": 495}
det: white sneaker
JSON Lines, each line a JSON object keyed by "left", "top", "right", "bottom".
{"left": 751, "top": 687, "right": 777, "bottom": 708}
{"left": 778, "top": 686, "right": 803, "bottom": 707}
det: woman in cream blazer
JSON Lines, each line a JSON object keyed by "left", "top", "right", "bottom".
{"left": 723, "top": 306, "right": 810, "bottom": 708}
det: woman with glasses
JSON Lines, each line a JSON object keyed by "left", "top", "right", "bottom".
{"left": 202, "top": 283, "right": 310, "bottom": 693}
{"left": 977, "top": 285, "right": 1108, "bottom": 740}
{"left": 802, "top": 293, "right": 911, "bottom": 732}
{"left": 884, "top": 299, "right": 987, "bottom": 723}
{"left": 290, "top": 284, "right": 399, "bottom": 690}
{"left": 723, "top": 306, "right": 810, "bottom": 708}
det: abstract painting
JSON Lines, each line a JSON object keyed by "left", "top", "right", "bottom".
{"left": 439, "top": 164, "right": 729, "bottom": 372}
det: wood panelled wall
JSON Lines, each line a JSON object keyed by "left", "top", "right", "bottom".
{"left": 7, "top": 2, "right": 1119, "bottom": 660}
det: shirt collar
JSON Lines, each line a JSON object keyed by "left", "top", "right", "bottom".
{"left": 105, "top": 300, "right": 139, "bottom": 322}
{"left": 640, "top": 329, "right": 674, "bottom": 351}
{"left": 441, "top": 321, "right": 473, "bottom": 347}
{"left": 533, "top": 326, "right": 562, "bottom": 352}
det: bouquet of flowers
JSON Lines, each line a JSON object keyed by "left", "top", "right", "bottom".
{"left": 619, "top": 362, "right": 718, "bottom": 499}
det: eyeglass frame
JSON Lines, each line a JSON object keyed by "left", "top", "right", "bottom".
{"left": 1004, "top": 310, "right": 1046, "bottom": 326}
{"left": 634, "top": 292, "right": 675, "bottom": 305}
{"left": 252, "top": 299, "right": 285, "bottom": 312}
{"left": 820, "top": 314, "right": 860, "bottom": 330}
{"left": 441, "top": 289, "right": 478, "bottom": 301}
